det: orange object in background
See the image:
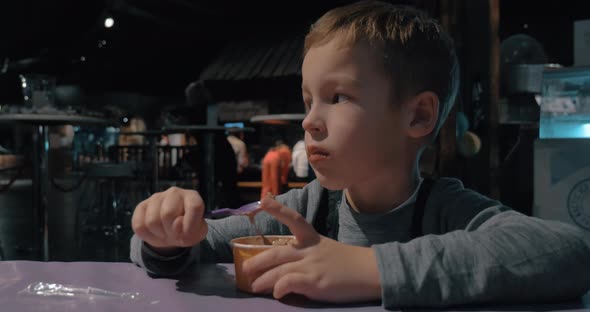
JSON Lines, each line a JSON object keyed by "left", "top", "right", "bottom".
{"left": 260, "top": 143, "right": 292, "bottom": 198}
{"left": 276, "top": 144, "right": 292, "bottom": 185}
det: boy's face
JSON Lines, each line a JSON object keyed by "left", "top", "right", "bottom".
{"left": 301, "top": 37, "right": 410, "bottom": 190}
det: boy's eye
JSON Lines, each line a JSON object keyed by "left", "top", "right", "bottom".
{"left": 332, "top": 93, "right": 350, "bottom": 104}
{"left": 303, "top": 99, "right": 312, "bottom": 112}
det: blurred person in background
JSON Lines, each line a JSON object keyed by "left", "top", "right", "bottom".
{"left": 226, "top": 128, "right": 249, "bottom": 175}
{"left": 291, "top": 138, "right": 308, "bottom": 180}
{"left": 261, "top": 140, "right": 291, "bottom": 198}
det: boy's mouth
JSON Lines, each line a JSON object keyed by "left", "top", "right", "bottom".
{"left": 307, "top": 146, "right": 330, "bottom": 163}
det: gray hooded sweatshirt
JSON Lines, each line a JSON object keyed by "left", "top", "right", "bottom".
{"left": 130, "top": 178, "right": 590, "bottom": 308}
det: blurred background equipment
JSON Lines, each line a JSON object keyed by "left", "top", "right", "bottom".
{"left": 499, "top": 33, "right": 561, "bottom": 124}
{"left": 534, "top": 66, "right": 590, "bottom": 234}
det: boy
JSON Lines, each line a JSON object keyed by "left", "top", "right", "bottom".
{"left": 130, "top": 1, "right": 590, "bottom": 308}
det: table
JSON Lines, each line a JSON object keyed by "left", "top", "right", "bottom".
{"left": 1, "top": 261, "right": 588, "bottom": 312}
{"left": 0, "top": 114, "right": 116, "bottom": 261}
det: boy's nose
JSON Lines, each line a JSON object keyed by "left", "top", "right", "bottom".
{"left": 302, "top": 111, "right": 325, "bottom": 135}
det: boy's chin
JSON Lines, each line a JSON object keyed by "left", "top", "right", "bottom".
{"left": 316, "top": 175, "right": 347, "bottom": 191}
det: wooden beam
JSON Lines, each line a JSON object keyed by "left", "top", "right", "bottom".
{"left": 436, "top": 0, "right": 459, "bottom": 177}
{"left": 488, "top": 0, "right": 501, "bottom": 199}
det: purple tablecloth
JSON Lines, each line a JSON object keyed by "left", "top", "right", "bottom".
{"left": 0, "top": 261, "right": 588, "bottom": 312}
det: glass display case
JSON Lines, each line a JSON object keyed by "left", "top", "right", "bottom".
{"left": 539, "top": 66, "right": 590, "bottom": 138}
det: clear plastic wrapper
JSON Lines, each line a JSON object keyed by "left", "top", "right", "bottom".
{"left": 19, "top": 282, "right": 144, "bottom": 302}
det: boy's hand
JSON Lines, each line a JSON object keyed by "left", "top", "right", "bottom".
{"left": 242, "top": 197, "right": 382, "bottom": 303}
{"left": 131, "top": 187, "right": 208, "bottom": 251}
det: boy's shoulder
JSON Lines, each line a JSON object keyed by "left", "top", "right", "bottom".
{"left": 430, "top": 177, "right": 497, "bottom": 202}
{"left": 275, "top": 177, "right": 507, "bottom": 232}
{"left": 425, "top": 177, "right": 506, "bottom": 233}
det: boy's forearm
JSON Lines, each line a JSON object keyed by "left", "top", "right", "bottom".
{"left": 130, "top": 234, "right": 197, "bottom": 277}
{"left": 374, "top": 211, "right": 590, "bottom": 308}
{"left": 145, "top": 244, "right": 186, "bottom": 257}
{"left": 130, "top": 211, "right": 280, "bottom": 276}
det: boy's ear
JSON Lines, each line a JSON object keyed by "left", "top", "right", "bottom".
{"left": 405, "top": 91, "right": 439, "bottom": 139}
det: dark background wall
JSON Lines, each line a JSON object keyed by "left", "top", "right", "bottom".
{"left": 2, "top": 1, "right": 589, "bottom": 103}
{"left": 1, "top": 0, "right": 590, "bottom": 261}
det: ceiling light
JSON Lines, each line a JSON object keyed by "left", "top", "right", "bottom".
{"left": 104, "top": 17, "right": 115, "bottom": 28}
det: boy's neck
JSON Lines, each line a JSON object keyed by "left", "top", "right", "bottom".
{"left": 345, "top": 162, "right": 421, "bottom": 214}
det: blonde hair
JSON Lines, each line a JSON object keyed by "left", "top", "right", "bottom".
{"left": 304, "top": 1, "right": 459, "bottom": 137}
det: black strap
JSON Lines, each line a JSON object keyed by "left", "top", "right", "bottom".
{"left": 313, "top": 188, "right": 331, "bottom": 236}
{"left": 411, "top": 177, "right": 435, "bottom": 238}
{"left": 314, "top": 177, "right": 436, "bottom": 240}
{"left": 325, "top": 190, "right": 341, "bottom": 239}
{"left": 313, "top": 189, "right": 341, "bottom": 239}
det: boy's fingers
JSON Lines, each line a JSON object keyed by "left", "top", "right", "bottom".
{"left": 133, "top": 207, "right": 160, "bottom": 246}
{"left": 182, "top": 191, "right": 205, "bottom": 234}
{"left": 144, "top": 201, "right": 166, "bottom": 239}
{"left": 259, "top": 197, "right": 318, "bottom": 245}
{"left": 131, "top": 200, "right": 147, "bottom": 233}
{"left": 273, "top": 272, "right": 315, "bottom": 299}
{"left": 160, "top": 193, "right": 183, "bottom": 238}
{"left": 250, "top": 260, "right": 302, "bottom": 293}
{"left": 243, "top": 244, "right": 301, "bottom": 275}
{"left": 178, "top": 192, "right": 207, "bottom": 245}
{"left": 133, "top": 203, "right": 166, "bottom": 247}
{"left": 172, "top": 216, "right": 183, "bottom": 235}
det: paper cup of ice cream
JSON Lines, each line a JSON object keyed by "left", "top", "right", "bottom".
{"left": 231, "top": 235, "right": 296, "bottom": 293}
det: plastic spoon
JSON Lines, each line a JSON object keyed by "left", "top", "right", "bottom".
{"left": 207, "top": 201, "right": 271, "bottom": 245}
{"left": 207, "top": 201, "right": 261, "bottom": 218}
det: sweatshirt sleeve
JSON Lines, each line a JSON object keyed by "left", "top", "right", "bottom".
{"left": 129, "top": 210, "right": 282, "bottom": 277}
{"left": 373, "top": 206, "right": 590, "bottom": 308}
{"left": 129, "top": 180, "right": 324, "bottom": 277}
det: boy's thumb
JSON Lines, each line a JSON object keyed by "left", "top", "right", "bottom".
{"left": 259, "top": 195, "right": 319, "bottom": 245}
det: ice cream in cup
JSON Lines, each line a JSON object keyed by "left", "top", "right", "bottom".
{"left": 231, "top": 235, "right": 296, "bottom": 293}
